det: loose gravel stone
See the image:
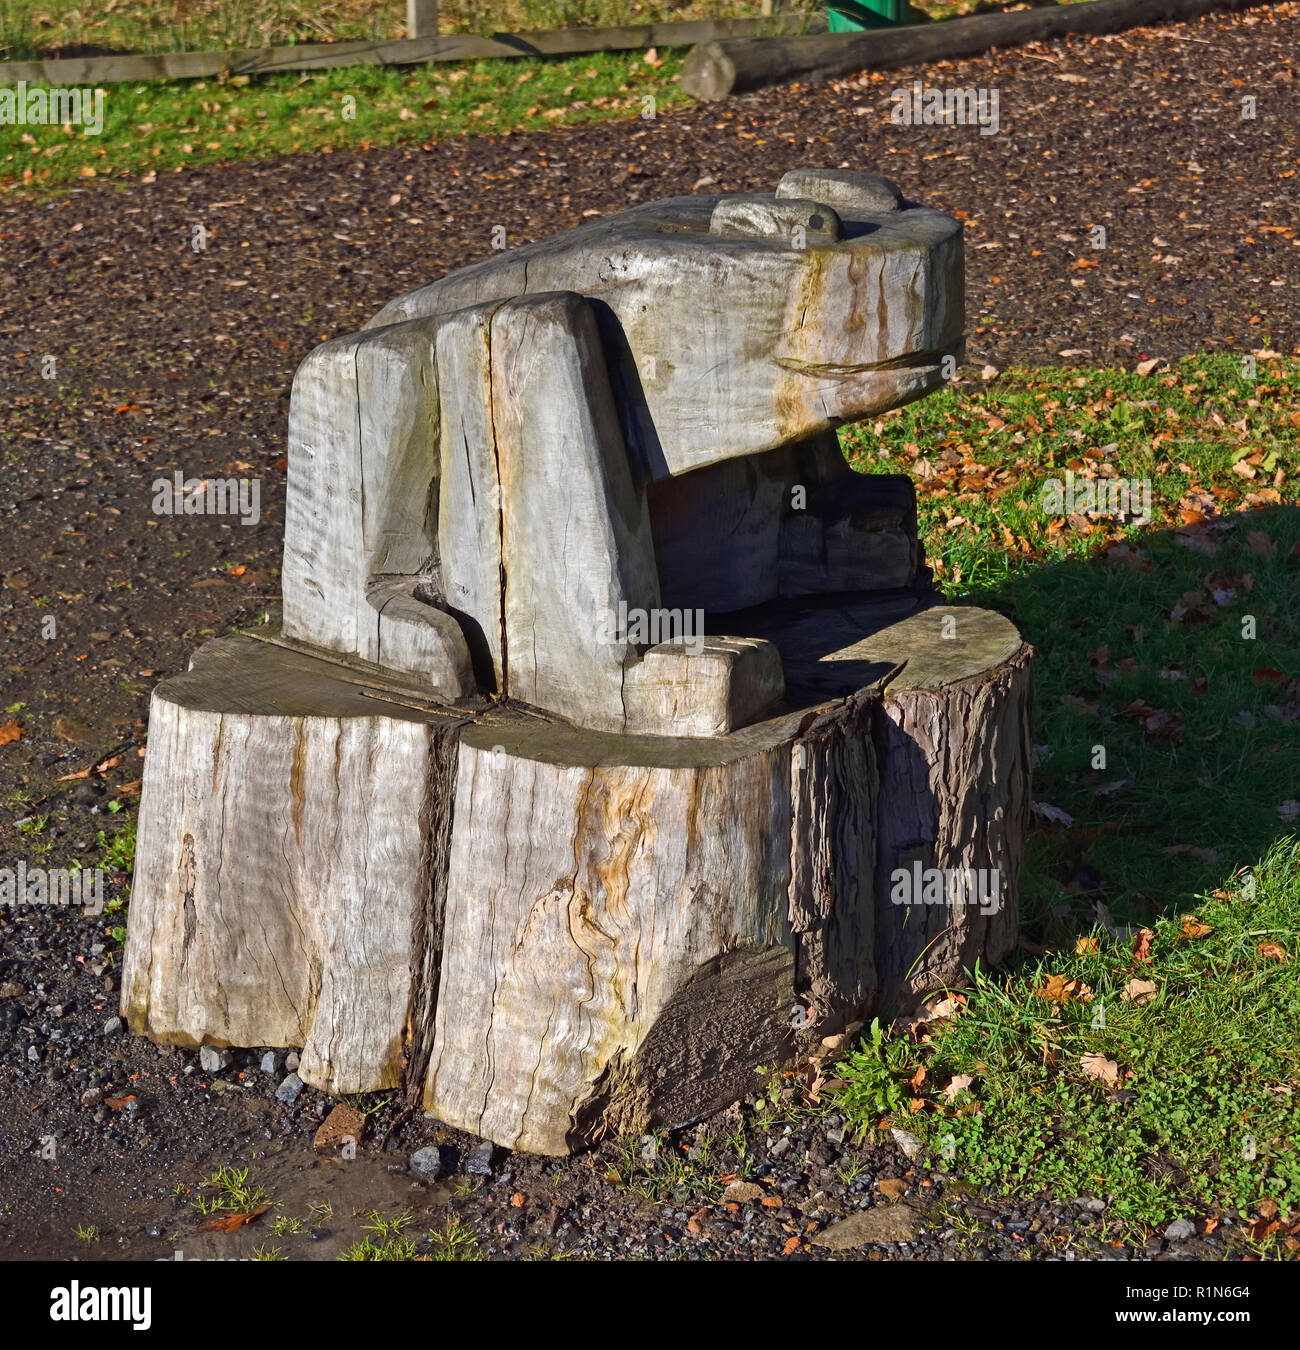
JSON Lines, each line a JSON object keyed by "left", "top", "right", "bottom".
{"left": 274, "top": 1072, "right": 304, "bottom": 1104}
{"left": 410, "top": 1146, "right": 443, "bottom": 1179}
{"left": 814, "top": 1205, "right": 927, "bottom": 1249}
{"left": 199, "top": 1046, "right": 233, "bottom": 1074}
{"left": 721, "top": 1181, "right": 765, "bottom": 1204}
{"left": 467, "top": 1142, "right": 496, "bottom": 1176}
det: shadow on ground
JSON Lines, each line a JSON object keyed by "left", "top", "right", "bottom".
{"left": 963, "top": 503, "right": 1299, "bottom": 966}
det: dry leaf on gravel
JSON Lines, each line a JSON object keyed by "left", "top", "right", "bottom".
{"left": 199, "top": 1205, "right": 269, "bottom": 1233}
{"left": 0, "top": 721, "right": 23, "bottom": 745}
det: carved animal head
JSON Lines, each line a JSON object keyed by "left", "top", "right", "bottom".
{"left": 367, "top": 168, "right": 963, "bottom": 482}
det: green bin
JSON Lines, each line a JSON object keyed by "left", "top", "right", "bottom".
{"left": 826, "top": 0, "right": 909, "bottom": 30}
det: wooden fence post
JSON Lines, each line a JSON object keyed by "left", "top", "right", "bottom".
{"left": 406, "top": 0, "right": 439, "bottom": 39}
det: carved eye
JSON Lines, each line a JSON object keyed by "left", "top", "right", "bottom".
{"left": 809, "top": 214, "right": 825, "bottom": 231}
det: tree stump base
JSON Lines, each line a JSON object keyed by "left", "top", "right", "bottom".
{"left": 123, "top": 597, "right": 1031, "bottom": 1154}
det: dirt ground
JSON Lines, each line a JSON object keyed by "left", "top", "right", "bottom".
{"left": 0, "top": 2, "right": 1295, "bottom": 1260}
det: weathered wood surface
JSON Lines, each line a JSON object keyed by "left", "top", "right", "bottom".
{"left": 0, "top": 13, "right": 815, "bottom": 87}
{"left": 859, "top": 607, "right": 1031, "bottom": 1011}
{"left": 124, "top": 601, "right": 1030, "bottom": 1150}
{"left": 120, "top": 637, "right": 468, "bottom": 1095}
{"left": 367, "top": 171, "right": 963, "bottom": 479}
{"left": 280, "top": 172, "right": 958, "bottom": 735}
{"left": 407, "top": 0, "right": 440, "bottom": 41}
{"left": 126, "top": 172, "right": 1034, "bottom": 1154}
{"left": 681, "top": 0, "right": 1277, "bottom": 100}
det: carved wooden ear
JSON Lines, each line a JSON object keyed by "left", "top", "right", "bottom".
{"left": 775, "top": 168, "right": 902, "bottom": 216}
{"left": 708, "top": 195, "right": 842, "bottom": 243}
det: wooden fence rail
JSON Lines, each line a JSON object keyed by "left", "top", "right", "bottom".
{"left": 0, "top": 12, "right": 815, "bottom": 87}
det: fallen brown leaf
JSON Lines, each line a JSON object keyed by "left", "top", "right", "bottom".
{"left": 1034, "top": 973, "right": 1094, "bottom": 1003}
{"left": 0, "top": 720, "right": 23, "bottom": 745}
{"left": 1132, "top": 929, "right": 1155, "bottom": 963}
{"left": 1258, "top": 942, "right": 1288, "bottom": 962}
{"left": 925, "top": 992, "right": 968, "bottom": 1020}
{"left": 199, "top": 1204, "right": 270, "bottom": 1233}
{"left": 1080, "top": 1053, "right": 1120, "bottom": 1088}
{"left": 942, "top": 1073, "right": 975, "bottom": 1102}
{"left": 1179, "top": 914, "right": 1213, "bottom": 939}
{"left": 1121, "top": 978, "right": 1158, "bottom": 1006}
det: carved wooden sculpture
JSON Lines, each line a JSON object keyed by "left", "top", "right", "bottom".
{"left": 123, "top": 170, "right": 1032, "bottom": 1155}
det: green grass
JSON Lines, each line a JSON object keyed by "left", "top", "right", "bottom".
{"left": 0, "top": 50, "right": 685, "bottom": 195}
{"left": 0, "top": 0, "right": 784, "bottom": 59}
{"left": 611, "top": 1130, "right": 728, "bottom": 1203}
{"left": 832, "top": 355, "right": 1300, "bottom": 1246}
{"left": 0, "top": 0, "right": 1077, "bottom": 62}
{"left": 842, "top": 354, "right": 1300, "bottom": 923}
{"left": 97, "top": 818, "right": 137, "bottom": 874}
{"left": 337, "top": 1211, "right": 483, "bottom": 1260}
{"left": 835, "top": 841, "right": 1300, "bottom": 1242}
{"left": 192, "top": 1164, "right": 271, "bottom": 1216}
